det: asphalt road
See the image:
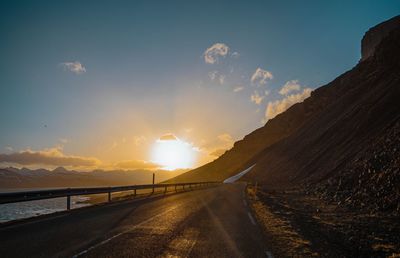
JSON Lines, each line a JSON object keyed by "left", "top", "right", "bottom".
{"left": 0, "top": 183, "right": 272, "bottom": 258}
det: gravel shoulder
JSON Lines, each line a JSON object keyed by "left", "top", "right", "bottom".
{"left": 247, "top": 185, "right": 400, "bottom": 257}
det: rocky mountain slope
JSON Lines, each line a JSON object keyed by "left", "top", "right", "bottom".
{"left": 170, "top": 16, "right": 400, "bottom": 214}
{"left": 245, "top": 15, "right": 400, "bottom": 188}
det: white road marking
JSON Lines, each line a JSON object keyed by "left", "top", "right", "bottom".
{"left": 72, "top": 206, "right": 180, "bottom": 257}
{"left": 265, "top": 250, "right": 274, "bottom": 258}
{"left": 223, "top": 164, "right": 256, "bottom": 183}
{"left": 247, "top": 212, "right": 256, "bottom": 225}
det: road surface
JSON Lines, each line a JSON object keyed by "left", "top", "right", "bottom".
{"left": 0, "top": 183, "right": 272, "bottom": 257}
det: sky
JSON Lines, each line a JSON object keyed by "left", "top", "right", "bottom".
{"left": 0, "top": 0, "right": 399, "bottom": 171}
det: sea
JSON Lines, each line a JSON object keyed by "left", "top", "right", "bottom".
{"left": 0, "top": 189, "right": 91, "bottom": 223}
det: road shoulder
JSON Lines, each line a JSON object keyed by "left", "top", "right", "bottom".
{"left": 246, "top": 185, "right": 400, "bottom": 257}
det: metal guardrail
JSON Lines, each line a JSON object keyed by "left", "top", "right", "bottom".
{"left": 0, "top": 181, "right": 220, "bottom": 210}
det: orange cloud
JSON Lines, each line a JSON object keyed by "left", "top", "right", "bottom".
{"left": 265, "top": 88, "right": 312, "bottom": 120}
{"left": 279, "top": 80, "right": 301, "bottom": 95}
{"left": 0, "top": 147, "right": 100, "bottom": 167}
{"left": 251, "top": 68, "right": 273, "bottom": 86}
{"left": 209, "top": 148, "right": 227, "bottom": 157}
{"left": 250, "top": 91, "right": 265, "bottom": 105}
{"left": 204, "top": 43, "right": 230, "bottom": 64}
{"left": 217, "top": 133, "right": 234, "bottom": 144}
{"left": 159, "top": 133, "right": 178, "bottom": 141}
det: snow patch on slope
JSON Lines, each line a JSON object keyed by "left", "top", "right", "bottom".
{"left": 223, "top": 164, "right": 256, "bottom": 183}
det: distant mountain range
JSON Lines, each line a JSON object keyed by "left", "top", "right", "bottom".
{"left": 0, "top": 167, "right": 185, "bottom": 189}
{"left": 169, "top": 16, "right": 400, "bottom": 212}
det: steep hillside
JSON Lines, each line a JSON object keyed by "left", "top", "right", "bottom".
{"left": 169, "top": 15, "right": 400, "bottom": 187}
{"left": 246, "top": 16, "right": 400, "bottom": 188}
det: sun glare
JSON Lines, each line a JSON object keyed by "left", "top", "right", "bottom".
{"left": 151, "top": 136, "right": 196, "bottom": 170}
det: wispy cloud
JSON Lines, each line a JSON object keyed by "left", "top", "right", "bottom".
{"left": 250, "top": 91, "right": 264, "bottom": 105}
{"left": 251, "top": 67, "right": 273, "bottom": 86}
{"left": 217, "top": 133, "right": 234, "bottom": 148}
{"left": 265, "top": 88, "right": 312, "bottom": 120}
{"left": 209, "top": 148, "right": 227, "bottom": 157}
{"left": 279, "top": 80, "right": 301, "bottom": 95}
{"left": 60, "top": 61, "right": 86, "bottom": 74}
{"left": 0, "top": 147, "right": 100, "bottom": 167}
{"left": 204, "top": 43, "right": 230, "bottom": 64}
{"left": 233, "top": 86, "right": 244, "bottom": 92}
{"left": 231, "top": 51, "right": 240, "bottom": 58}
{"left": 208, "top": 70, "right": 225, "bottom": 85}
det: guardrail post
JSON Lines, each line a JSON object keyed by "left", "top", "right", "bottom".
{"left": 134, "top": 189, "right": 136, "bottom": 198}
{"left": 108, "top": 189, "right": 111, "bottom": 202}
{"left": 152, "top": 173, "right": 155, "bottom": 194}
{"left": 183, "top": 185, "right": 185, "bottom": 191}
{"left": 175, "top": 185, "right": 177, "bottom": 192}
{"left": 67, "top": 195, "right": 71, "bottom": 210}
{"left": 164, "top": 185, "right": 167, "bottom": 194}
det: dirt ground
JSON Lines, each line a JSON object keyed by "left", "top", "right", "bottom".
{"left": 247, "top": 185, "right": 400, "bottom": 258}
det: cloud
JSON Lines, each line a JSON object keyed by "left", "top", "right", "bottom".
{"left": 114, "top": 160, "right": 160, "bottom": 170}
{"left": 250, "top": 91, "right": 265, "bottom": 105}
{"left": 265, "top": 88, "right": 312, "bottom": 120}
{"left": 279, "top": 80, "right": 301, "bottom": 95}
{"left": 231, "top": 51, "right": 240, "bottom": 58}
{"left": 208, "top": 70, "right": 225, "bottom": 85}
{"left": 251, "top": 68, "right": 273, "bottom": 86}
{"left": 0, "top": 147, "right": 100, "bottom": 167}
{"left": 159, "top": 133, "right": 178, "bottom": 141}
{"left": 209, "top": 148, "right": 227, "bottom": 157}
{"left": 218, "top": 133, "right": 234, "bottom": 145}
{"left": 204, "top": 43, "right": 230, "bottom": 64}
{"left": 60, "top": 61, "right": 86, "bottom": 74}
{"left": 198, "top": 133, "right": 234, "bottom": 161}
{"left": 233, "top": 86, "right": 244, "bottom": 92}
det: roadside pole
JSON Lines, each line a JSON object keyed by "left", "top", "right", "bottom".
{"left": 152, "top": 173, "right": 155, "bottom": 193}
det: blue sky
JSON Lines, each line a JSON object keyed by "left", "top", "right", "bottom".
{"left": 0, "top": 0, "right": 399, "bottom": 170}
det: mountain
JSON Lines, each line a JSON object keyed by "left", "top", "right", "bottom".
{"left": 0, "top": 167, "right": 185, "bottom": 189}
{"left": 169, "top": 15, "right": 400, "bottom": 211}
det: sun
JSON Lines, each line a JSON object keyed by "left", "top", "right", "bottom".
{"left": 151, "top": 135, "right": 196, "bottom": 170}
